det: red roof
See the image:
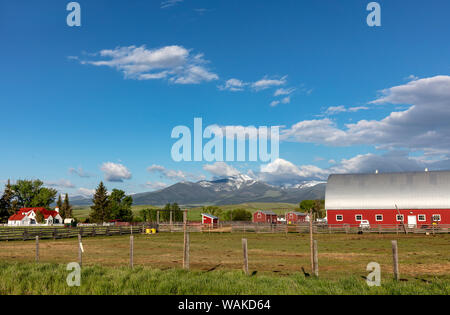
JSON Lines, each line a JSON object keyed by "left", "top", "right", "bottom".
{"left": 8, "top": 208, "right": 60, "bottom": 221}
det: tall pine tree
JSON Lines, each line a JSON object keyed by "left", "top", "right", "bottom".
{"left": 0, "top": 180, "right": 16, "bottom": 223}
{"left": 56, "top": 194, "right": 63, "bottom": 218}
{"left": 89, "top": 182, "right": 110, "bottom": 223}
{"left": 61, "top": 193, "right": 73, "bottom": 221}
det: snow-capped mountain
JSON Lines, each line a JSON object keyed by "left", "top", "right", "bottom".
{"left": 129, "top": 176, "right": 325, "bottom": 206}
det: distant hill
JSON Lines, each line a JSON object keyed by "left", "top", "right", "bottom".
{"left": 70, "top": 175, "right": 326, "bottom": 207}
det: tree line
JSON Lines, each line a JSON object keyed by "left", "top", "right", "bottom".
{"left": 0, "top": 179, "right": 74, "bottom": 223}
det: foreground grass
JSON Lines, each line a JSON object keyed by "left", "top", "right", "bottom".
{"left": 0, "top": 262, "right": 448, "bottom": 295}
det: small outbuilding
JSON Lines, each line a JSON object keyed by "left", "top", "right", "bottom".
{"left": 202, "top": 213, "right": 219, "bottom": 227}
{"left": 253, "top": 211, "right": 278, "bottom": 224}
{"left": 286, "top": 211, "right": 308, "bottom": 224}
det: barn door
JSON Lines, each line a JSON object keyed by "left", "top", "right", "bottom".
{"left": 407, "top": 215, "right": 417, "bottom": 228}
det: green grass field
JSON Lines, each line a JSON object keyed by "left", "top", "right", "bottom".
{"left": 73, "top": 202, "right": 298, "bottom": 221}
{"left": 0, "top": 233, "right": 449, "bottom": 294}
{"left": 0, "top": 262, "right": 448, "bottom": 295}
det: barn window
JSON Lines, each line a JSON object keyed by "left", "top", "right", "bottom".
{"left": 418, "top": 215, "right": 426, "bottom": 222}
{"left": 375, "top": 215, "right": 383, "bottom": 222}
{"left": 355, "top": 215, "right": 363, "bottom": 221}
{"left": 396, "top": 214, "right": 404, "bottom": 222}
{"left": 257, "top": 213, "right": 262, "bottom": 218}
{"left": 432, "top": 214, "right": 441, "bottom": 222}
{"left": 336, "top": 215, "right": 343, "bottom": 221}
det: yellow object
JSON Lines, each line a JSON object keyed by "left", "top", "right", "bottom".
{"left": 151, "top": 228, "right": 156, "bottom": 234}
{"left": 145, "top": 229, "right": 151, "bottom": 234}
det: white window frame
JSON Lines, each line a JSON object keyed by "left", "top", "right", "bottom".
{"left": 336, "top": 215, "right": 343, "bottom": 222}
{"left": 355, "top": 214, "right": 363, "bottom": 221}
{"left": 257, "top": 213, "right": 262, "bottom": 218}
{"left": 375, "top": 214, "right": 383, "bottom": 222}
{"left": 396, "top": 214, "right": 404, "bottom": 222}
{"left": 432, "top": 214, "right": 441, "bottom": 222}
{"left": 418, "top": 214, "right": 426, "bottom": 222}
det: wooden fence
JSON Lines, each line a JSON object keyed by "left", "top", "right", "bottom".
{"left": 158, "top": 222, "right": 450, "bottom": 235}
{"left": 0, "top": 226, "right": 150, "bottom": 241}
{"left": 1, "top": 222, "right": 448, "bottom": 241}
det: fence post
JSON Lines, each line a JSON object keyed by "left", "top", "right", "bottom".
{"left": 242, "top": 238, "right": 249, "bottom": 275}
{"left": 309, "top": 211, "right": 314, "bottom": 273}
{"left": 157, "top": 210, "right": 160, "bottom": 225}
{"left": 78, "top": 234, "right": 83, "bottom": 267}
{"left": 35, "top": 236, "right": 39, "bottom": 262}
{"left": 392, "top": 240, "right": 399, "bottom": 281}
{"left": 183, "top": 232, "right": 190, "bottom": 270}
{"left": 130, "top": 235, "right": 134, "bottom": 268}
{"left": 313, "top": 240, "right": 319, "bottom": 277}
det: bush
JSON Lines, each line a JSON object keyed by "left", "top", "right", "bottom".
{"left": 231, "top": 209, "right": 252, "bottom": 221}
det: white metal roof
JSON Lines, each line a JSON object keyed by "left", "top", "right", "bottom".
{"left": 325, "top": 171, "right": 450, "bottom": 210}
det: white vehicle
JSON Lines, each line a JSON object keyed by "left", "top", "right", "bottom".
{"left": 359, "top": 220, "right": 371, "bottom": 229}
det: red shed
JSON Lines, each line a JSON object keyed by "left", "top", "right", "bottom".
{"left": 202, "top": 213, "right": 219, "bottom": 227}
{"left": 253, "top": 211, "right": 278, "bottom": 224}
{"left": 286, "top": 211, "right": 308, "bottom": 224}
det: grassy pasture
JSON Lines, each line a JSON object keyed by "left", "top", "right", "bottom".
{"left": 1, "top": 233, "right": 449, "bottom": 282}
{"left": 0, "top": 262, "right": 448, "bottom": 295}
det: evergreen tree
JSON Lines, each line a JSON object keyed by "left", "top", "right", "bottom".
{"left": 56, "top": 194, "right": 64, "bottom": 218}
{"left": 0, "top": 180, "right": 16, "bottom": 223}
{"left": 61, "top": 193, "right": 73, "bottom": 221}
{"left": 89, "top": 182, "right": 110, "bottom": 223}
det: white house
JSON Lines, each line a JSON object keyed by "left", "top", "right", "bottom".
{"left": 8, "top": 208, "right": 63, "bottom": 226}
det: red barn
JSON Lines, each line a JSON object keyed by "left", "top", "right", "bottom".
{"left": 286, "top": 211, "right": 308, "bottom": 224}
{"left": 253, "top": 211, "right": 278, "bottom": 224}
{"left": 202, "top": 213, "right": 219, "bottom": 227}
{"left": 326, "top": 171, "right": 450, "bottom": 227}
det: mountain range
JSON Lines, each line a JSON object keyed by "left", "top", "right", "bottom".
{"left": 71, "top": 175, "right": 326, "bottom": 207}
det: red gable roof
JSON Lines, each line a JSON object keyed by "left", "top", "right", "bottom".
{"left": 8, "top": 213, "right": 26, "bottom": 221}
{"left": 8, "top": 208, "right": 60, "bottom": 221}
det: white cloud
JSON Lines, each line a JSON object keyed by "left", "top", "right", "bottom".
{"left": 281, "top": 96, "right": 291, "bottom": 104}
{"left": 282, "top": 76, "right": 450, "bottom": 156}
{"left": 218, "top": 78, "right": 247, "bottom": 92}
{"left": 69, "top": 167, "right": 94, "bottom": 178}
{"left": 251, "top": 76, "right": 287, "bottom": 91}
{"left": 258, "top": 159, "right": 329, "bottom": 184}
{"left": 255, "top": 152, "right": 450, "bottom": 186}
{"left": 203, "top": 162, "right": 240, "bottom": 177}
{"left": 325, "top": 105, "right": 369, "bottom": 115}
{"left": 143, "top": 181, "right": 169, "bottom": 191}
{"left": 101, "top": 162, "right": 132, "bottom": 182}
{"left": 80, "top": 45, "right": 218, "bottom": 85}
{"left": 77, "top": 188, "right": 96, "bottom": 197}
{"left": 274, "top": 87, "right": 296, "bottom": 96}
{"left": 147, "top": 165, "right": 204, "bottom": 181}
{"left": 270, "top": 100, "right": 280, "bottom": 107}
{"left": 45, "top": 179, "right": 75, "bottom": 189}
{"left": 161, "top": 0, "right": 184, "bottom": 9}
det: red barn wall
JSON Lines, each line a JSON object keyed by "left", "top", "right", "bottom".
{"left": 327, "top": 209, "right": 449, "bottom": 226}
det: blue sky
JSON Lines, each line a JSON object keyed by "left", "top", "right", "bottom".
{"left": 1, "top": 0, "right": 450, "bottom": 196}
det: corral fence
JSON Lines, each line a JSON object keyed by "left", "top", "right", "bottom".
{"left": 1, "top": 222, "right": 448, "bottom": 241}
{"left": 0, "top": 224, "right": 156, "bottom": 242}
{"left": 158, "top": 222, "right": 450, "bottom": 235}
